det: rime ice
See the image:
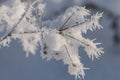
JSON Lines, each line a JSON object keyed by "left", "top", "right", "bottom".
{"left": 0, "top": 0, "right": 104, "bottom": 79}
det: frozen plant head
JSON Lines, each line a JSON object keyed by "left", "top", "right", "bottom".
{"left": 0, "top": 0, "right": 104, "bottom": 79}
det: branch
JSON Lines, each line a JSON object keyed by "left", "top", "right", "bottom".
{"left": 60, "top": 20, "right": 90, "bottom": 32}
{"left": 65, "top": 34, "right": 89, "bottom": 47}
{"left": 59, "top": 12, "right": 75, "bottom": 31}
{"left": 40, "top": 15, "right": 43, "bottom": 29}
{"left": 0, "top": 1, "right": 37, "bottom": 42}
{"left": 64, "top": 44, "right": 76, "bottom": 66}
{"left": 0, "top": 29, "right": 42, "bottom": 42}
{"left": 71, "top": 21, "right": 88, "bottom": 28}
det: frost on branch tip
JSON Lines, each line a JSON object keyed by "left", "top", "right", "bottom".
{"left": 0, "top": 0, "right": 104, "bottom": 79}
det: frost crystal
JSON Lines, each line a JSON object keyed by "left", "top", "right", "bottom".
{"left": 0, "top": 0, "right": 104, "bottom": 79}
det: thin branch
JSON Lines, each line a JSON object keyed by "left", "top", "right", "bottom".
{"left": 60, "top": 20, "right": 89, "bottom": 32}
{"left": 40, "top": 16, "right": 43, "bottom": 28}
{"left": 65, "top": 34, "right": 89, "bottom": 47}
{"left": 59, "top": 12, "right": 75, "bottom": 31}
{"left": 0, "top": 30, "right": 41, "bottom": 42}
{"left": 17, "top": 30, "right": 41, "bottom": 35}
{"left": 64, "top": 44, "right": 74, "bottom": 65}
{"left": 39, "top": 14, "right": 44, "bottom": 29}
{"left": 0, "top": 1, "right": 37, "bottom": 42}
{"left": 71, "top": 21, "right": 88, "bottom": 28}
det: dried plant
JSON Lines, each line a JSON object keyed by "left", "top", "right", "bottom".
{"left": 0, "top": 0, "right": 104, "bottom": 79}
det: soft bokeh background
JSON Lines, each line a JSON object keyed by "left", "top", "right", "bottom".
{"left": 0, "top": 0, "right": 120, "bottom": 80}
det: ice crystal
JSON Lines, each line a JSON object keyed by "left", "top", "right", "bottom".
{"left": 0, "top": 0, "right": 104, "bottom": 79}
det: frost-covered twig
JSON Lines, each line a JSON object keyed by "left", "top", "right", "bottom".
{"left": 0, "top": 1, "right": 104, "bottom": 79}
{"left": 64, "top": 44, "right": 74, "bottom": 65}
{"left": 59, "top": 12, "right": 75, "bottom": 31}
{"left": 0, "top": 0, "right": 38, "bottom": 42}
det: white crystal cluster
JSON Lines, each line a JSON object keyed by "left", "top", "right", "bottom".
{"left": 0, "top": 0, "right": 104, "bottom": 79}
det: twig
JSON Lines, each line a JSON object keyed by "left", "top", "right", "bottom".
{"left": 59, "top": 12, "right": 75, "bottom": 31}
{"left": 65, "top": 34, "right": 89, "bottom": 47}
{"left": 0, "top": 1, "right": 37, "bottom": 42}
{"left": 40, "top": 14, "right": 44, "bottom": 29}
{"left": 64, "top": 44, "right": 74, "bottom": 65}
{"left": 60, "top": 20, "right": 89, "bottom": 32}
{"left": 71, "top": 21, "right": 88, "bottom": 28}
{"left": 17, "top": 30, "right": 41, "bottom": 34}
